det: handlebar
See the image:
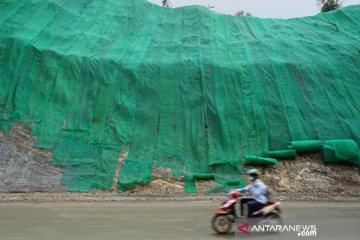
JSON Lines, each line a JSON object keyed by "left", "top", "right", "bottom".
{"left": 229, "top": 190, "right": 241, "bottom": 197}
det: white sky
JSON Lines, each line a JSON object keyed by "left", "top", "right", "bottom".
{"left": 147, "top": 0, "right": 360, "bottom": 18}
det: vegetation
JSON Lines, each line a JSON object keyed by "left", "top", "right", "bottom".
{"left": 235, "top": 10, "right": 252, "bottom": 16}
{"left": 161, "top": 0, "right": 172, "bottom": 8}
{"left": 317, "top": 0, "right": 341, "bottom": 12}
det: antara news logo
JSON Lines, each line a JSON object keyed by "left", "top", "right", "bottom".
{"left": 237, "top": 222, "right": 317, "bottom": 237}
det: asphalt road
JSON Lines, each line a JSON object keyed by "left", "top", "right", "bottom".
{"left": 0, "top": 201, "right": 359, "bottom": 240}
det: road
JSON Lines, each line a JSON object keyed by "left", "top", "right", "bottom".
{"left": 0, "top": 201, "right": 359, "bottom": 240}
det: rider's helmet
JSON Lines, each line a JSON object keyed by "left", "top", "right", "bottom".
{"left": 245, "top": 168, "right": 259, "bottom": 182}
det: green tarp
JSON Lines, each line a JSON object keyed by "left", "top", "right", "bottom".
{"left": 323, "top": 140, "right": 360, "bottom": 166}
{"left": 267, "top": 150, "right": 296, "bottom": 159}
{"left": 0, "top": 0, "right": 359, "bottom": 192}
{"left": 244, "top": 155, "right": 278, "bottom": 166}
{"left": 289, "top": 140, "right": 323, "bottom": 153}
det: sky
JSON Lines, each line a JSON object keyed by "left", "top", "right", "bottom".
{"left": 147, "top": 0, "right": 360, "bottom": 18}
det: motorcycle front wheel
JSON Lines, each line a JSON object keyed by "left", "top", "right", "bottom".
{"left": 211, "top": 214, "right": 232, "bottom": 234}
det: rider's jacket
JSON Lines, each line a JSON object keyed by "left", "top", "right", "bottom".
{"left": 238, "top": 179, "right": 268, "bottom": 204}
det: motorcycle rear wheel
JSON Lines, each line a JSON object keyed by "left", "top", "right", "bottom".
{"left": 211, "top": 214, "right": 232, "bottom": 234}
{"left": 262, "top": 212, "right": 282, "bottom": 226}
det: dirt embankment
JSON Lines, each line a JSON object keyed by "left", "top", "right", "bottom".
{"left": 260, "top": 153, "right": 360, "bottom": 200}
{"left": 0, "top": 125, "right": 64, "bottom": 193}
{"left": 0, "top": 125, "right": 359, "bottom": 202}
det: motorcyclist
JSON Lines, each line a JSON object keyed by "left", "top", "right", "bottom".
{"left": 236, "top": 169, "right": 269, "bottom": 218}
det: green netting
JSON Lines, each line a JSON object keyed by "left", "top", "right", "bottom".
{"left": 62, "top": 146, "right": 120, "bottom": 191}
{"left": 184, "top": 176, "right": 197, "bottom": 194}
{"left": 244, "top": 155, "right": 278, "bottom": 166}
{"left": 267, "top": 150, "right": 296, "bottom": 159}
{"left": 323, "top": 140, "right": 360, "bottom": 166}
{"left": 0, "top": 0, "right": 360, "bottom": 193}
{"left": 118, "top": 156, "right": 153, "bottom": 191}
{"left": 289, "top": 140, "right": 323, "bottom": 153}
{"left": 183, "top": 173, "right": 216, "bottom": 194}
{"left": 193, "top": 173, "right": 215, "bottom": 180}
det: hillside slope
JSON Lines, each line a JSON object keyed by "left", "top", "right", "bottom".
{"left": 0, "top": 0, "right": 359, "bottom": 192}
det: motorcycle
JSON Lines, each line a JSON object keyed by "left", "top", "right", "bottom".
{"left": 211, "top": 190, "right": 282, "bottom": 234}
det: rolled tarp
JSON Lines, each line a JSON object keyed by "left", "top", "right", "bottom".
{"left": 184, "top": 176, "right": 197, "bottom": 193}
{"left": 323, "top": 139, "right": 360, "bottom": 166}
{"left": 185, "top": 173, "right": 218, "bottom": 193}
{"left": 244, "top": 155, "right": 278, "bottom": 166}
{"left": 223, "top": 179, "right": 242, "bottom": 186}
{"left": 192, "top": 173, "right": 215, "bottom": 180}
{"left": 267, "top": 150, "right": 296, "bottom": 159}
{"left": 289, "top": 140, "right": 323, "bottom": 153}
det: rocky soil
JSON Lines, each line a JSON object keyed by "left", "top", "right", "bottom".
{"left": 260, "top": 153, "right": 360, "bottom": 200}
{"left": 0, "top": 125, "right": 64, "bottom": 192}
